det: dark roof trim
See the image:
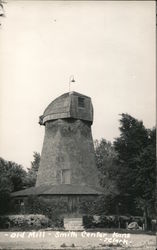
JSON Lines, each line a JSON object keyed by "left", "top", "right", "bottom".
{"left": 11, "top": 184, "right": 103, "bottom": 197}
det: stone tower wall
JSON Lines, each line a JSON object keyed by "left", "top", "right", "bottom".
{"left": 36, "top": 119, "right": 99, "bottom": 187}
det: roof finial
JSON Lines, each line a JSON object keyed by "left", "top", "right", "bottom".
{"left": 69, "top": 75, "right": 75, "bottom": 93}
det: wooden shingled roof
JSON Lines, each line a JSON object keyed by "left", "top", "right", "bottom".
{"left": 43, "top": 92, "right": 91, "bottom": 117}
{"left": 39, "top": 91, "right": 93, "bottom": 125}
{"left": 11, "top": 184, "right": 102, "bottom": 197}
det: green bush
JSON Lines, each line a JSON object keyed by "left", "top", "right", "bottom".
{"left": 78, "top": 197, "right": 99, "bottom": 215}
{"left": 24, "top": 195, "right": 65, "bottom": 228}
{"left": 0, "top": 215, "right": 11, "bottom": 229}
{"left": 0, "top": 214, "right": 49, "bottom": 229}
{"left": 82, "top": 216, "right": 94, "bottom": 228}
{"left": 83, "top": 215, "right": 144, "bottom": 229}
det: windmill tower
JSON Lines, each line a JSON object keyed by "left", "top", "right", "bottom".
{"left": 12, "top": 91, "right": 101, "bottom": 219}
{"left": 36, "top": 91, "right": 99, "bottom": 189}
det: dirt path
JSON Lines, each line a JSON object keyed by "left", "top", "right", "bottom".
{"left": 0, "top": 231, "right": 156, "bottom": 249}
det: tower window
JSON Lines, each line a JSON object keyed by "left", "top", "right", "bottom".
{"left": 78, "top": 97, "right": 85, "bottom": 108}
{"left": 61, "top": 169, "right": 71, "bottom": 184}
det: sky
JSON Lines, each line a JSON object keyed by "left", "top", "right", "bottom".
{"left": 0, "top": 1, "right": 156, "bottom": 170}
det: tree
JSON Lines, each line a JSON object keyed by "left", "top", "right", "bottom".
{"left": 94, "top": 139, "right": 119, "bottom": 214}
{"left": 134, "top": 128, "right": 156, "bottom": 228}
{"left": 0, "top": 158, "right": 27, "bottom": 214}
{"left": 114, "top": 113, "right": 156, "bottom": 227}
{"left": 95, "top": 139, "right": 118, "bottom": 185}
{"left": 26, "top": 152, "right": 40, "bottom": 187}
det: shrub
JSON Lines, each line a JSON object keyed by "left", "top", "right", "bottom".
{"left": 0, "top": 216, "right": 11, "bottom": 229}
{"left": 83, "top": 215, "right": 144, "bottom": 229}
{"left": 24, "top": 195, "right": 65, "bottom": 228}
{"left": 0, "top": 214, "right": 49, "bottom": 230}
{"left": 83, "top": 216, "right": 94, "bottom": 228}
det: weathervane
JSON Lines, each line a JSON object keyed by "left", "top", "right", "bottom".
{"left": 69, "top": 75, "right": 75, "bottom": 92}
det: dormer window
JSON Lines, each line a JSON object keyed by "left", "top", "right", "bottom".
{"left": 78, "top": 97, "right": 85, "bottom": 108}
